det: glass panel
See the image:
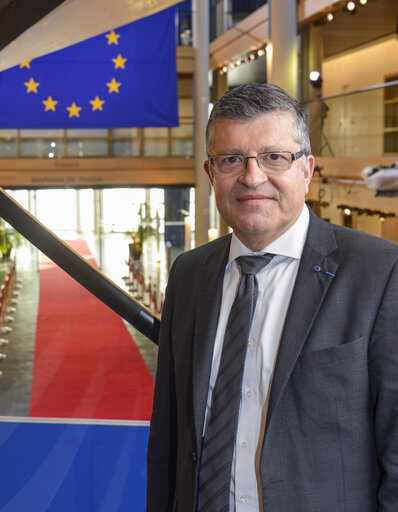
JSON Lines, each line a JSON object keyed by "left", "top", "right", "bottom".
{"left": 172, "top": 139, "right": 193, "bottom": 156}
{"left": 144, "top": 127, "right": 168, "bottom": 137}
{"left": 0, "top": 129, "right": 18, "bottom": 137}
{"left": 0, "top": 140, "right": 17, "bottom": 157}
{"left": 78, "top": 189, "right": 95, "bottom": 232}
{"left": 143, "top": 139, "right": 168, "bottom": 156}
{"left": 112, "top": 128, "right": 139, "bottom": 137}
{"left": 384, "top": 131, "right": 398, "bottom": 153}
{"left": 307, "top": 88, "right": 386, "bottom": 157}
{"left": 20, "top": 139, "right": 65, "bottom": 158}
{"left": 143, "top": 128, "right": 169, "bottom": 156}
{"left": 177, "top": 77, "right": 193, "bottom": 97}
{"left": 112, "top": 140, "right": 140, "bottom": 156}
{"left": 20, "top": 129, "right": 63, "bottom": 137}
{"left": 171, "top": 123, "right": 193, "bottom": 137}
{"left": 66, "top": 139, "right": 109, "bottom": 157}
{"left": 35, "top": 189, "right": 77, "bottom": 231}
{"left": 178, "top": 97, "right": 193, "bottom": 117}
{"left": 384, "top": 77, "right": 398, "bottom": 101}
{"left": 384, "top": 102, "right": 398, "bottom": 128}
{"left": 102, "top": 188, "right": 146, "bottom": 233}
{"left": 66, "top": 129, "right": 108, "bottom": 137}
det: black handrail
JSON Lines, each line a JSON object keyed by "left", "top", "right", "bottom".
{"left": 0, "top": 187, "right": 160, "bottom": 344}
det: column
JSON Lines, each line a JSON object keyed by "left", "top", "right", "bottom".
{"left": 192, "top": 0, "right": 210, "bottom": 247}
{"left": 267, "top": 0, "right": 298, "bottom": 98}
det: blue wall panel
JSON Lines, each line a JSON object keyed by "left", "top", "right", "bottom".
{"left": 0, "top": 421, "right": 149, "bottom": 511}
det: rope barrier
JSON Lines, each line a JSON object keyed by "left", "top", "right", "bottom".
{"left": 126, "top": 259, "right": 164, "bottom": 317}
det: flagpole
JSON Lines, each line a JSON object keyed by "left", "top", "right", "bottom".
{"left": 0, "top": 187, "right": 160, "bottom": 344}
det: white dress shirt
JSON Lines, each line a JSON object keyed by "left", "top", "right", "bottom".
{"left": 203, "top": 205, "right": 310, "bottom": 511}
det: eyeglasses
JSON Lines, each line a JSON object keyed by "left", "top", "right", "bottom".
{"left": 208, "top": 150, "right": 304, "bottom": 176}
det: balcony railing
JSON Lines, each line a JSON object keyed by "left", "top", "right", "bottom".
{"left": 0, "top": 123, "right": 194, "bottom": 159}
{"left": 304, "top": 79, "right": 398, "bottom": 158}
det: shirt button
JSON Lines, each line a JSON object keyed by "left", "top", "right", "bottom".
{"left": 240, "top": 495, "right": 249, "bottom": 503}
{"left": 240, "top": 441, "right": 248, "bottom": 448}
{"left": 246, "top": 390, "right": 253, "bottom": 399}
{"left": 248, "top": 339, "right": 254, "bottom": 348}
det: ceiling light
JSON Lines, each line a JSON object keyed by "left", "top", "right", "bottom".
{"left": 359, "top": 0, "right": 367, "bottom": 4}
{"left": 309, "top": 71, "right": 323, "bottom": 88}
{"left": 327, "top": 12, "right": 334, "bottom": 22}
{"left": 347, "top": 1, "right": 356, "bottom": 11}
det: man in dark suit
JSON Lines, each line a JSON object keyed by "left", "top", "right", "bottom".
{"left": 147, "top": 83, "right": 398, "bottom": 511}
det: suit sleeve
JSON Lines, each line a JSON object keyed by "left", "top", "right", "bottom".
{"left": 146, "top": 260, "right": 178, "bottom": 512}
{"left": 369, "top": 259, "right": 398, "bottom": 510}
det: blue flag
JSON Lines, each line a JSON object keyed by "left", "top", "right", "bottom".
{"left": 0, "top": 7, "right": 178, "bottom": 128}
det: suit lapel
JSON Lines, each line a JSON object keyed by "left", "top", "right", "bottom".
{"left": 192, "top": 235, "right": 231, "bottom": 448}
{"left": 265, "top": 212, "right": 339, "bottom": 433}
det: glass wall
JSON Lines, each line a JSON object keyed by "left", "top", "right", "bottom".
{"left": 305, "top": 81, "right": 398, "bottom": 157}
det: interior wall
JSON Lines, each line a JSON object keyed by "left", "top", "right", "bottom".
{"left": 322, "top": 36, "right": 398, "bottom": 95}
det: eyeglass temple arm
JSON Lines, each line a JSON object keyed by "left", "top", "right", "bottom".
{"left": 0, "top": 187, "right": 161, "bottom": 345}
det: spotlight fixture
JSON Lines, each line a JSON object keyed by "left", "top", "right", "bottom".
{"left": 309, "top": 70, "right": 323, "bottom": 88}
{"left": 257, "top": 48, "right": 265, "bottom": 57}
{"left": 346, "top": 1, "right": 356, "bottom": 12}
{"left": 326, "top": 12, "right": 334, "bottom": 22}
{"left": 344, "top": 208, "right": 352, "bottom": 216}
{"left": 359, "top": 0, "right": 367, "bottom": 4}
{"left": 249, "top": 53, "right": 256, "bottom": 60}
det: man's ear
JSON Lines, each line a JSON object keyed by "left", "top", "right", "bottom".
{"left": 304, "top": 154, "right": 315, "bottom": 193}
{"left": 204, "top": 160, "right": 214, "bottom": 184}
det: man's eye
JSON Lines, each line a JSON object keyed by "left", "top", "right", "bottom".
{"left": 268, "top": 153, "right": 283, "bottom": 161}
{"left": 222, "top": 155, "right": 243, "bottom": 165}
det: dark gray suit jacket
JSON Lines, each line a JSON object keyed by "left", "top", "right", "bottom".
{"left": 147, "top": 210, "right": 398, "bottom": 512}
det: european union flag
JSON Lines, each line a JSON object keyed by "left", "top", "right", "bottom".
{"left": 0, "top": 7, "right": 178, "bottom": 128}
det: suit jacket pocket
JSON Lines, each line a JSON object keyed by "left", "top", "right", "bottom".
{"left": 299, "top": 336, "right": 365, "bottom": 369}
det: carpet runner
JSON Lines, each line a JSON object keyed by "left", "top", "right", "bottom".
{"left": 29, "top": 240, "right": 154, "bottom": 420}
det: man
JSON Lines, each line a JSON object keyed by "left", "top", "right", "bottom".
{"left": 147, "top": 83, "right": 398, "bottom": 511}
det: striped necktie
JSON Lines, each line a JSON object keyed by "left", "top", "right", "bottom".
{"left": 197, "top": 253, "right": 274, "bottom": 512}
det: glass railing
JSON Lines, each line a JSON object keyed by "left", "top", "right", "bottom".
{"left": 304, "top": 80, "right": 398, "bottom": 157}
{"left": 0, "top": 122, "right": 194, "bottom": 159}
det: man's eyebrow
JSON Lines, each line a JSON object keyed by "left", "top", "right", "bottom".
{"left": 213, "top": 146, "right": 286, "bottom": 154}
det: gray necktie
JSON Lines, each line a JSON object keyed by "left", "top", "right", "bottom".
{"left": 197, "top": 253, "right": 274, "bottom": 512}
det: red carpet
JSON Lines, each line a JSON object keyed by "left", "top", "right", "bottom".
{"left": 30, "top": 240, "right": 154, "bottom": 420}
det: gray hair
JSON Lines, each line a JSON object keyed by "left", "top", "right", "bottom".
{"left": 206, "top": 83, "right": 311, "bottom": 157}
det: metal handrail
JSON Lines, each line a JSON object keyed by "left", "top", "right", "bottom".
{"left": 303, "top": 79, "right": 398, "bottom": 104}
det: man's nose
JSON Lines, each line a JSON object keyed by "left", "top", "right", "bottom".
{"left": 238, "top": 156, "right": 268, "bottom": 187}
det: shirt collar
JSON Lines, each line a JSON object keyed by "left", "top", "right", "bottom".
{"left": 228, "top": 204, "right": 310, "bottom": 264}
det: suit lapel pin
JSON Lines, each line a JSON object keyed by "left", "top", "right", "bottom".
{"left": 313, "top": 265, "right": 335, "bottom": 277}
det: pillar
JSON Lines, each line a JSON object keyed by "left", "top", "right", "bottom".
{"left": 267, "top": 0, "right": 298, "bottom": 98}
{"left": 192, "top": 0, "right": 210, "bottom": 247}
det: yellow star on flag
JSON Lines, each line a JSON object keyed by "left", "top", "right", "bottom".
{"left": 42, "top": 96, "right": 58, "bottom": 112}
{"left": 19, "top": 60, "right": 31, "bottom": 69}
{"left": 24, "top": 77, "right": 40, "bottom": 93}
{"left": 105, "top": 30, "right": 120, "bottom": 45}
{"left": 112, "top": 54, "right": 127, "bottom": 69}
{"left": 106, "top": 78, "right": 121, "bottom": 93}
{"left": 90, "top": 96, "right": 105, "bottom": 111}
{"left": 66, "top": 102, "right": 82, "bottom": 118}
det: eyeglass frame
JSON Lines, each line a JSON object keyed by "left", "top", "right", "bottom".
{"left": 207, "top": 150, "right": 305, "bottom": 176}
